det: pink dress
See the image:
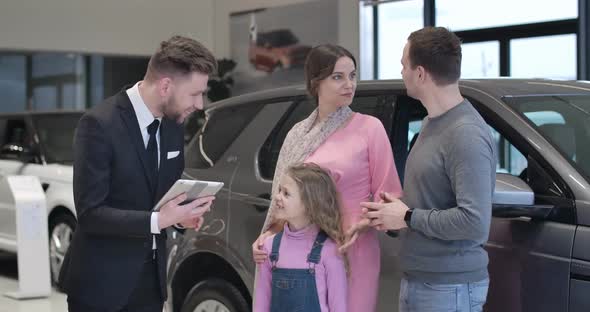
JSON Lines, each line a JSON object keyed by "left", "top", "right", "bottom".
{"left": 305, "top": 113, "right": 402, "bottom": 312}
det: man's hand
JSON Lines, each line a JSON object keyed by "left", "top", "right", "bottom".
{"left": 339, "top": 218, "right": 370, "bottom": 253}
{"left": 179, "top": 216, "right": 205, "bottom": 231}
{"left": 361, "top": 192, "right": 409, "bottom": 231}
{"left": 158, "top": 193, "right": 215, "bottom": 230}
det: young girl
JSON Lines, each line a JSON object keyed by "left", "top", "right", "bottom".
{"left": 254, "top": 163, "right": 347, "bottom": 312}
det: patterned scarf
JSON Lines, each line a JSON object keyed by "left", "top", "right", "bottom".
{"left": 262, "top": 105, "right": 354, "bottom": 231}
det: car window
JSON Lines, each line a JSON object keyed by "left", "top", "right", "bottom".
{"left": 504, "top": 95, "right": 590, "bottom": 185}
{"left": 185, "top": 103, "right": 265, "bottom": 169}
{"left": 32, "top": 114, "right": 81, "bottom": 164}
{"left": 407, "top": 119, "right": 422, "bottom": 152}
{"left": 480, "top": 104, "right": 574, "bottom": 224}
{"left": 0, "top": 118, "right": 6, "bottom": 147}
{"left": 258, "top": 99, "right": 313, "bottom": 180}
{"left": 258, "top": 95, "right": 389, "bottom": 180}
{"left": 410, "top": 98, "right": 573, "bottom": 201}
{"left": 403, "top": 101, "right": 528, "bottom": 177}
{"left": 0, "top": 118, "right": 29, "bottom": 160}
{"left": 489, "top": 126, "right": 527, "bottom": 176}
{"left": 183, "top": 110, "right": 206, "bottom": 145}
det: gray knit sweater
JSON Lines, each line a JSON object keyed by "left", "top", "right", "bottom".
{"left": 399, "top": 99, "right": 496, "bottom": 284}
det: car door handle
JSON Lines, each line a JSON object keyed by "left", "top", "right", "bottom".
{"left": 571, "top": 259, "right": 590, "bottom": 280}
{"left": 245, "top": 193, "right": 271, "bottom": 212}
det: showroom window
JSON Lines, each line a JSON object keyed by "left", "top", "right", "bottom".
{"left": 377, "top": 0, "right": 423, "bottom": 79}
{"left": 360, "top": 4, "right": 375, "bottom": 80}
{"left": 0, "top": 55, "right": 27, "bottom": 113}
{"left": 363, "top": 0, "right": 585, "bottom": 80}
{"left": 462, "top": 41, "right": 500, "bottom": 78}
{"left": 0, "top": 52, "right": 148, "bottom": 113}
{"left": 511, "top": 34, "right": 577, "bottom": 79}
{"left": 31, "top": 53, "right": 86, "bottom": 111}
{"left": 89, "top": 56, "right": 105, "bottom": 107}
{"left": 436, "top": 0, "right": 577, "bottom": 31}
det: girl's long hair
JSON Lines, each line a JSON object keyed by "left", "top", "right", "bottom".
{"left": 285, "top": 162, "right": 349, "bottom": 273}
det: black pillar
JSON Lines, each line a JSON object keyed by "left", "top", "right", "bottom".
{"left": 424, "top": 0, "right": 435, "bottom": 27}
{"left": 578, "top": 0, "right": 589, "bottom": 80}
{"left": 500, "top": 39, "right": 511, "bottom": 77}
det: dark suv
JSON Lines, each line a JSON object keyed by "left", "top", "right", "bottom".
{"left": 166, "top": 80, "right": 590, "bottom": 312}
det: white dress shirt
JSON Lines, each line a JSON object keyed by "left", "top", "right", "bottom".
{"left": 126, "top": 82, "right": 161, "bottom": 249}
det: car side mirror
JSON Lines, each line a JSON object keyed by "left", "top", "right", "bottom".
{"left": 492, "top": 173, "right": 554, "bottom": 219}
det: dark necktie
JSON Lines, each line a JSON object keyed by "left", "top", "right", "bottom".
{"left": 147, "top": 119, "right": 160, "bottom": 187}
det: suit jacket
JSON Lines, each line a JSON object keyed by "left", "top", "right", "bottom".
{"left": 58, "top": 90, "right": 184, "bottom": 309}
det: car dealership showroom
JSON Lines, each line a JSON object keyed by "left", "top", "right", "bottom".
{"left": 0, "top": 0, "right": 589, "bottom": 311}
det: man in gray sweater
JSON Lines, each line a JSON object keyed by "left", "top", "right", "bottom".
{"left": 362, "top": 27, "right": 496, "bottom": 311}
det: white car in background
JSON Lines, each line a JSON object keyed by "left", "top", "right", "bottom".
{"left": 0, "top": 111, "right": 82, "bottom": 285}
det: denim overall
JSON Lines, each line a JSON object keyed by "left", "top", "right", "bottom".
{"left": 269, "top": 230, "right": 328, "bottom": 312}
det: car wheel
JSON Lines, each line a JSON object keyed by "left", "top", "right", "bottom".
{"left": 49, "top": 213, "right": 76, "bottom": 286}
{"left": 181, "top": 278, "right": 249, "bottom": 312}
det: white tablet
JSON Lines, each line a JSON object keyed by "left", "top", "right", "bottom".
{"left": 154, "top": 179, "right": 224, "bottom": 211}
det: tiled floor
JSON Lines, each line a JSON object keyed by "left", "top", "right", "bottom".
{"left": 0, "top": 252, "right": 67, "bottom": 312}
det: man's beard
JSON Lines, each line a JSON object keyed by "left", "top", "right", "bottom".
{"left": 163, "top": 97, "right": 184, "bottom": 124}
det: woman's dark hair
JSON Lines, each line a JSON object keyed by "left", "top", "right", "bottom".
{"left": 304, "top": 44, "right": 356, "bottom": 97}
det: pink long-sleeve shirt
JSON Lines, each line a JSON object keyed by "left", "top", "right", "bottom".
{"left": 254, "top": 223, "right": 348, "bottom": 312}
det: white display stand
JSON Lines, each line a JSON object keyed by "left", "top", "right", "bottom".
{"left": 1, "top": 175, "right": 51, "bottom": 300}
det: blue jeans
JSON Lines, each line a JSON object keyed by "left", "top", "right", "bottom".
{"left": 399, "top": 277, "right": 489, "bottom": 312}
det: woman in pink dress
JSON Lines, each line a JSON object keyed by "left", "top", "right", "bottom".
{"left": 252, "top": 44, "right": 402, "bottom": 312}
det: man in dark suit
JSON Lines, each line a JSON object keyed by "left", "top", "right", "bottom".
{"left": 59, "top": 36, "right": 218, "bottom": 312}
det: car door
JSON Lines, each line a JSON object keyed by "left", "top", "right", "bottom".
{"left": 182, "top": 100, "right": 270, "bottom": 268}
{"left": 219, "top": 99, "right": 295, "bottom": 287}
{"left": 466, "top": 93, "right": 577, "bottom": 312}
{"left": 0, "top": 116, "right": 13, "bottom": 244}
{"left": 0, "top": 116, "right": 37, "bottom": 244}
{"left": 484, "top": 119, "right": 575, "bottom": 312}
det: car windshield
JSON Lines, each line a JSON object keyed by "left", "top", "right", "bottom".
{"left": 504, "top": 95, "right": 590, "bottom": 183}
{"left": 32, "top": 113, "right": 82, "bottom": 164}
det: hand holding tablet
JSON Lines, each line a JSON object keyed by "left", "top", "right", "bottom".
{"left": 154, "top": 179, "right": 224, "bottom": 211}
{"left": 155, "top": 179, "right": 224, "bottom": 229}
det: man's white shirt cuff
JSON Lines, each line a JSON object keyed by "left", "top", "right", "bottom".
{"left": 151, "top": 212, "right": 160, "bottom": 234}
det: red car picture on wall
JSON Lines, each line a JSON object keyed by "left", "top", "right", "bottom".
{"left": 248, "top": 29, "right": 311, "bottom": 73}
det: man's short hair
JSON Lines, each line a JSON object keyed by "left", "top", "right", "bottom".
{"left": 145, "top": 35, "right": 217, "bottom": 81}
{"left": 407, "top": 27, "right": 462, "bottom": 85}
